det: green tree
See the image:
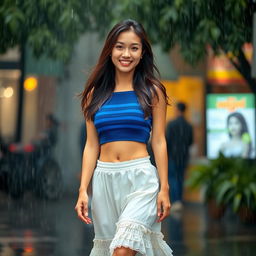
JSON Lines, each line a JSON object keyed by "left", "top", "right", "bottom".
{"left": 0, "top": 0, "right": 106, "bottom": 61}
{"left": 1, "top": 0, "right": 255, "bottom": 89}
{"left": 96, "top": 0, "right": 256, "bottom": 93}
{"left": 0, "top": 0, "right": 105, "bottom": 141}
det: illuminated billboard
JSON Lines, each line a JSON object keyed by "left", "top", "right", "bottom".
{"left": 206, "top": 94, "right": 255, "bottom": 159}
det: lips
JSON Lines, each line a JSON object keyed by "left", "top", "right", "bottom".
{"left": 119, "top": 60, "right": 132, "bottom": 66}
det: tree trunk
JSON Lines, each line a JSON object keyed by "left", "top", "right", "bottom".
{"left": 229, "top": 48, "right": 256, "bottom": 94}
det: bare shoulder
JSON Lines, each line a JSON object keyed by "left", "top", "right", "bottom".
{"left": 151, "top": 84, "right": 166, "bottom": 107}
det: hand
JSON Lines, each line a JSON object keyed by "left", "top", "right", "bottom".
{"left": 157, "top": 190, "right": 171, "bottom": 222}
{"left": 75, "top": 190, "right": 92, "bottom": 224}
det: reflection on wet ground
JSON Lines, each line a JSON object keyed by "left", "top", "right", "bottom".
{"left": 0, "top": 192, "right": 255, "bottom": 256}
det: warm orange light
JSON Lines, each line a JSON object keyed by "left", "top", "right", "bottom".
{"left": 24, "top": 247, "right": 34, "bottom": 253}
{"left": 24, "top": 77, "right": 38, "bottom": 91}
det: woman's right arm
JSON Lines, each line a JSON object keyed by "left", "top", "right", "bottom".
{"left": 75, "top": 118, "right": 100, "bottom": 224}
{"left": 79, "top": 119, "right": 99, "bottom": 193}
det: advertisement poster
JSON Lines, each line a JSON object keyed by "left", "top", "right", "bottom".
{"left": 206, "top": 94, "right": 255, "bottom": 159}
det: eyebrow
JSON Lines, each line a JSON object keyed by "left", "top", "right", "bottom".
{"left": 116, "top": 41, "right": 141, "bottom": 46}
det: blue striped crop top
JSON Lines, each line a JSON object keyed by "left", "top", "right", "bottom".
{"left": 94, "top": 91, "right": 152, "bottom": 145}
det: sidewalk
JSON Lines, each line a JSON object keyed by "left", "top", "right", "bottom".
{"left": 0, "top": 192, "right": 255, "bottom": 255}
{"left": 164, "top": 202, "right": 256, "bottom": 256}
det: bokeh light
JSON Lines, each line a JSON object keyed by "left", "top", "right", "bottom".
{"left": 24, "top": 76, "right": 38, "bottom": 91}
{"left": 3, "top": 86, "right": 14, "bottom": 98}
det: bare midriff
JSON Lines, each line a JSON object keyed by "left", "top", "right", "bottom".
{"left": 99, "top": 141, "right": 149, "bottom": 162}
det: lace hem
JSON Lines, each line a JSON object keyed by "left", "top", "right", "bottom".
{"left": 109, "top": 220, "right": 173, "bottom": 256}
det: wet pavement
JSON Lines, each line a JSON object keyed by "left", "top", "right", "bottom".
{"left": 0, "top": 192, "right": 255, "bottom": 256}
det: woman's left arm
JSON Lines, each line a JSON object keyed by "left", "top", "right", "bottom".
{"left": 151, "top": 87, "right": 171, "bottom": 222}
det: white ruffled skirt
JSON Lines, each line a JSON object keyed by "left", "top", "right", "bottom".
{"left": 89, "top": 156, "right": 173, "bottom": 256}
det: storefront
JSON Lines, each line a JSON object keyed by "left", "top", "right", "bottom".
{"left": 0, "top": 48, "right": 20, "bottom": 142}
{"left": 0, "top": 47, "right": 63, "bottom": 144}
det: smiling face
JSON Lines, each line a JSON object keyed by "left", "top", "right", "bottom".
{"left": 228, "top": 116, "right": 242, "bottom": 137}
{"left": 111, "top": 30, "right": 143, "bottom": 75}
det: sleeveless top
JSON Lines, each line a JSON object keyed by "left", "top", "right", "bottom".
{"left": 94, "top": 91, "right": 152, "bottom": 145}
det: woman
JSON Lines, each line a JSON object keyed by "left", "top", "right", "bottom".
{"left": 220, "top": 112, "right": 252, "bottom": 158}
{"left": 75, "top": 19, "right": 173, "bottom": 256}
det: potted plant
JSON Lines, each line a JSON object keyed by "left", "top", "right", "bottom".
{"left": 186, "top": 154, "right": 233, "bottom": 219}
{"left": 215, "top": 158, "right": 256, "bottom": 223}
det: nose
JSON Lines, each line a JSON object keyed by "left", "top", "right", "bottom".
{"left": 122, "top": 48, "right": 131, "bottom": 57}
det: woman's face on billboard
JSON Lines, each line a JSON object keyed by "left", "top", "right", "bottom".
{"left": 228, "top": 116, "right": 242, "bottom": 137}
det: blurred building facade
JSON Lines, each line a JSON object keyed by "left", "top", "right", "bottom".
{"left": 0, "top": 49, "right": 20, "bottom": 142}
{"left": 0, "top": 32, "right": 253, "bottom": 196}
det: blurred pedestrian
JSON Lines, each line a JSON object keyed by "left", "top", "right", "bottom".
{"left": 166, "top": 102, "right": 193, "bottom": 211}
{"left": 75, "top": 19, "right": 173, "bottom": 256}
{"left": 36, "top": 113, "right": 59, "bottom": 152}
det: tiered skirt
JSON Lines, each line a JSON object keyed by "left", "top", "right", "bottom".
{"left": 89, "top": 156, "right": 173, "bottom": 256}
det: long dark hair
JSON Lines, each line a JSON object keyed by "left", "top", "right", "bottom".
{"left": 227, "top": 112, "right": 252, "bottom": 157}
{"left": 80, "top": 19, "right": 168, "bottom": 120}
